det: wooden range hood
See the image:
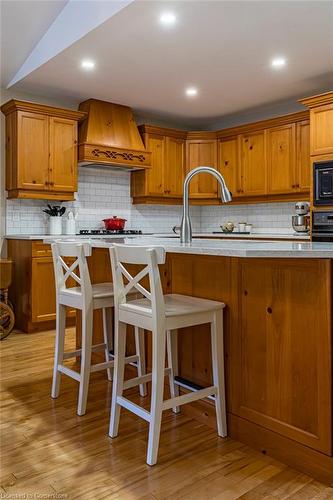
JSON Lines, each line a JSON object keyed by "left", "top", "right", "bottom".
{"left": 78, "top": 99, "right": 151, "bottom": 170}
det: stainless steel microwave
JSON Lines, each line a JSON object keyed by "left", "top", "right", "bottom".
{"left": 314, "top": 161, "right": 333, "bottom": 206}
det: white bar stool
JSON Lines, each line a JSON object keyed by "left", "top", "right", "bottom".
{"left": 51, "top": 241, "right": 147, "bottom": 416}
{"left": 108, "top": 244, "right": 227, "bottom": 465}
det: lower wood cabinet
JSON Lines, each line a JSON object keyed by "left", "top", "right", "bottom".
{"left": 8, "top": 240, "right": 75, "bottom": 333}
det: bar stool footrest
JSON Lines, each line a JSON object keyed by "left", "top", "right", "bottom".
{"left": 123, "top": 367, "right": 171, "bottom": 390}
{"left": 162, "top": 385, "right": 217, "bottom": 411}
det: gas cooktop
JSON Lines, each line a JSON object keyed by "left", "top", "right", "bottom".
{"left": 79, "top": 229, "right": 142, "bottom": 236}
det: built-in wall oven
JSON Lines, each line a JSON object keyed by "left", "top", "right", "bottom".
{"left": 312, "top": 211, "right": 333, "bottom": 242}
{"left": 314, "top": 160, "right": 333, "bottom": 206}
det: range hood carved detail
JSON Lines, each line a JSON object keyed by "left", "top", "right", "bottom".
{"left": 78, "top": 99, "right": 151, "bottom": 170}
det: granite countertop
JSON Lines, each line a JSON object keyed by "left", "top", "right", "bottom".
{"left": 42, "top": 235, "right": 333, "bottom": 258}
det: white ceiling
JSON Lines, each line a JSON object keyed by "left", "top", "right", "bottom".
{"left": 0, "top": 0, "right": 67, "bottom": 88}
{"left": 2, "top": 0, "right": 333, "bottom": 127}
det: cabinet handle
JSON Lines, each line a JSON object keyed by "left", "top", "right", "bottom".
{"left": 45, "top": 181, "right": 49, "bottom": 186}
{"left": 224, "top": 161, "right": 229, "bottom": 166}
{"left": 50, "top": 182, "right": 54, "bottom": 187}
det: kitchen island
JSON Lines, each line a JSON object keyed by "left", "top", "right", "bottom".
{"left": 47, "top": 236, "right": 333, "bottom": 485}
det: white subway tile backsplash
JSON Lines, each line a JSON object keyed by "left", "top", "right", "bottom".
{"left": 5, "top": 168, "right": 298, "bottom": 235}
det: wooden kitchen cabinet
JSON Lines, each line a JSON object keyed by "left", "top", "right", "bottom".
{"left": 240, "top": 130, "right": 267, "bottom": 196}
{"left": 49, "top": 116, "right": 78, "bottom": 192}
{"left": 308, "top": 103, "right": 333, "bottom": 156}
{"left": 186, "top": 134, "right": 218, "bottom": 199}
{"left": 31, "top": 257, "right": 57, "bottom": 323}
{"left": 231, "top": 258, "right": 332, "bottom": 455}
{"left": 267, "top": 124, "right": 296, "bottom": 194}
{"left": 218, "top": 136, "right": 239, "bottom": 197}
{"left": 1, "top": 100, "right": 85, "bottom": 201}
{"left": 296, "top": 120, "right": 310, "bottom": 192}
{"left": 131, "top": 125, "right": 186, "bottom": 203}
{"left": 164, "top": 136, "right": 185, "bottom": 196}
{"left": 7, "top": 240, "right": 75, "bottom": 333}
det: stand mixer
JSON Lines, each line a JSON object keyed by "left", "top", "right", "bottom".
{"left": 292, "top": 201, "right": 310, "bottom": 233}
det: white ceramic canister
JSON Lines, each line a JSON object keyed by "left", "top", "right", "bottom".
{"left": 238, "top": 222, "right": 246, "bottom": 232}
{"left": 64, "top": 211, "right": 76, "bottom": 235}
{"left": 48, "top": 216, "right": 63, "bottom": 235}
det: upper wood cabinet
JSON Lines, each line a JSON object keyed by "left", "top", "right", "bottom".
{"left": 218, "top": 137, "right": 239, "bottom": 197}
{"left": 267, "top": 124, "right": 296, "bottom": 194}
{"left": 131, "top": 125, "right": 186, "bottom": 203}
{"left": 240, "top": 131, "right": 267, "bottom": 196}
{"left": 1, "top": 100, "right": 85, "bottom": 200}
{"left": 164, "top": 136, "right": 185, "bottom": 197}
{"left": 309, "top": 104, "right": 333, "bottom": 156}
{"left": 186, "top": 134, "right": 218, "bottom": 199}
{"left": 296, "top": 120, "right": 310, "bottom": 192}
{"left": 132, "top": 111, "right": 310, "bottom": 205}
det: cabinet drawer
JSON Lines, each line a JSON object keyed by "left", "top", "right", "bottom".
{"left": 32, "top": 241, "right": 52, "bottom": 257}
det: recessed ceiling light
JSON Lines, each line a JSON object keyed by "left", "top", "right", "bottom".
{"left": 81, "top": 59, "right": 95, "bottom": 70}
{"left": 271, "top": 57, "right": 287, "bottom": 68}
{"left": 185, "top": 87, "right": 198, "bottom": 97}
{"left": 159, "top": 12, "right": 177, "bottom": 26}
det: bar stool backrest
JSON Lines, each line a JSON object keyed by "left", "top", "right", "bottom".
{"left": 109, "top": 244, "right": 166, "bottom": 323}
{"left": 51, "top": 241, "right": 93, "bottom": 305}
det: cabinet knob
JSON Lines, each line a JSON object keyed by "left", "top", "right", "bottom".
{"left": 224, "top": 161, "right": 229, "bottom": 166}
{"left": 267, "top": 307, "right": 273, "bottom": 314}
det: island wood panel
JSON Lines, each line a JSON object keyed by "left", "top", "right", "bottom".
{"left": 230, "top": 258, "right": 332, "bottom": 455}
{"left": 169, "top": 254, "right": 233, "bottom": 394}
{"left": 169, "top": 253, "right": 332, "bottom": 456}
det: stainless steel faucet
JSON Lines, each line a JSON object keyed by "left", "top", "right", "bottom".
{"left": 180, "top": 166, "right": 232, "bottom": 244}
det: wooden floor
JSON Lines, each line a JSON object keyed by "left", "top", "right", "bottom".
{"left": 1, "top": 329, "right": 333, "bottom": 500}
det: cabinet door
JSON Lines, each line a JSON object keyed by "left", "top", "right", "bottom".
{"left": 240, "top": 131, "right": 267, "bottom": 196}
{"left": 49, "top": 117, "right": 77, "bottom": 192}
{"left": 310, "top": 104, "right": 333, "bottom": 156}
{"left": 267, "top": 124, "right": 296, "bottom": 194}
{"left": 218, "top": 137, "right": 239, "bottom": 197}
{"left": 296, "top": 120, "right": 310, "bottom": 192}
{"left": 231, "top": 259, "right": 332, "bottom": 454}
{"left": 186, "top": 140, "right": 218, "bottom": 198}
{"left": 31, "top": 257, "right": 56, "bottom": 322}
{"left": 17, "top": 111, "right": 49, "bottom": 191}
{"left": 164, "top": 136, "right": 184, "bottom": 197}
{"left": 145, "top": 134, "right": 164, "bottom": 195}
